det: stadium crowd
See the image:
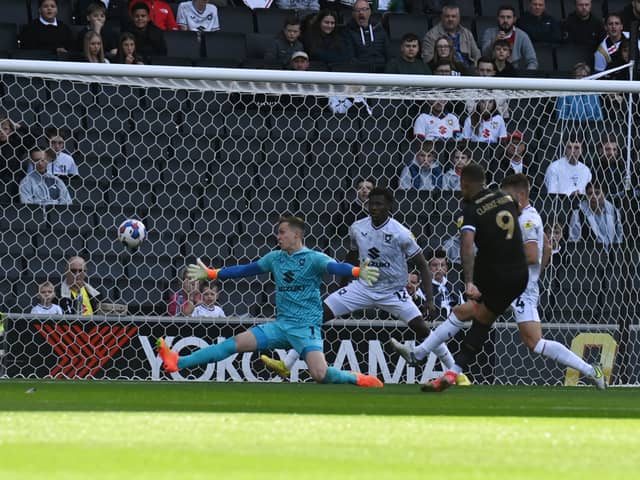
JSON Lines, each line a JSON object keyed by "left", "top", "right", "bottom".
{"left": 0, "top": 0, "right": 639, "bottom": 323}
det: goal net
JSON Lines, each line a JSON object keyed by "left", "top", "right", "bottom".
{"left": 0, "top": 61, "right": 638, "bottom": 385}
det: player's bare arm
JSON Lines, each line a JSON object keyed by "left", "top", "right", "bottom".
{"left": 541, "top": 232, "right": 552, "bottom": 272}
{"left": 460, "top": 229, "right": 479, "bottom": 299}
{"left": 523, "top": 240, "right": 538, "bottom": 265}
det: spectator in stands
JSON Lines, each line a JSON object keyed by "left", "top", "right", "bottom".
{"left": 127, "top": 0, "right": 178, "bottom": 30}
{"left": 474, "top": 55, "right": 497, "bottom": 76}
{"left": 124, "top": 2, "right": 168, "bottom": 60}
{"left": 385, "top": 33, "right": 431, "bottom": 74}
{"left": 606, "top": 37, "right": 631, "bottom": 80}
{"left": 406, "top": 271, "right": 426, "bottom": 310}
{"left": 31, "top": 281, "right": 63, "bottom": 315}
{"left": 422, "top": 4, "right": 480, "bottom": 68}
{"left": 594, "top": 14, "right": 628, "bottom": 72}
{"left": 288, "top": 50, "right": 310, "bottom": 70}
{"left": 442, "top": 145, "right": 472, "bottom": 190}
{"left": 517, "top": 0, "right": 562, "bottom": 43}
{"left": 620, "top": 0, "right": 640, "bottom": 31}
{"left": 544, "top": 136, "right": 592, "bottom": 196}
{"left": 345, "top": 0, "right": 389, "bottom": 67}
{"left": 334, "top": 177, "right": 373, "bottom": 236}
{"left": 0, "top": 117, "right": 31, "bottom": 203}
{"left": 428, "top": 35, "right": 466, "bottom": 75}
{"left": 303, "top": 10, "right": 350, "bottom": 65}
{"left": 591, "top": 136, "right": 635, "bottom": 196}
{"left": 19, "top": 144, "right": 72, "bottom": 206}
{"left": 58, "top": 256, "right": 102, "bottom": 315}
{"left": 76, "top": 0, "right": 129, "bottom": 26}
{"left": 398, "top": 141, "right": 443, "bottom": 190}
{"left": 465, "top": 57, "right": 510, "bottom": 118}
{"left": 545, "top": 222, "right": 565, "bottom": 256}
{"left": 488, "top": 131, "right": 533, "bottom": 186}
{"left": 413, "top": 99, "right": 460, "bottom": 140}
{"left": 432, "top": 59, "right": 455, "bottom": 75}
{"left": 275, "top": 0, "right": 320, "bottom": 11}
{"left": 482, "top": 5, "right": 538, "bottom": 70}
{"left": 168, "top": 267, "right": 202, "bottom": 316}
{"left": 428, "top": 249, "right": 462, "bottom": 317}
{"left": 176, "top": 0, "right": 220, "bottom": 32}
{"left": 555, "top": 62, "right": 603, "bottom": 120}
{"left": 83, "top": 30, "right": 110, "bottom": 63}
{"left": 115, "top": 32, "right": 145, "bottom": 64}
{"left": 327, "top": 95, "right": 372, "bottom": 114}
{"left": 19, "top": 0, "right": 75, "bottom": 55}
{"left": 27, "top": 127, "right": 78, "bottom": 178}
{"left": 266, "top": 16, "right": 304, "bottom": 68}
{"left": 191, "top": 281, "right": 226, "bottom": 318}
{"left": 562, "top": 0, "right": 605, "bottom": 49}
{"left": 461, "top": 99, "right": 507, "bottom": 143}
{"left": 569, "top": 181, "right": 623, "bottom": 246}
{"left": 76, "top": 2, "right": 119, "bottom": 58}
{"left": 492, "top": 39, "right": 517, "bottom": 77}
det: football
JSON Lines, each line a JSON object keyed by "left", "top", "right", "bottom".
{"left": 117, "top": 219, "right": 147, "bottom": 250}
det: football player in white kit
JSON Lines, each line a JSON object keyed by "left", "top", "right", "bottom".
{"left": 261, "top": 187, "right": 469, "bottom": 385}
{"left": 501, "top": 174, "right": 606, "bottom": 389}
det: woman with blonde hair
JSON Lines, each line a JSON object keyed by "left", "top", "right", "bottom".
{"left": 83, "top": 30, "right": 109, "bottom": 63}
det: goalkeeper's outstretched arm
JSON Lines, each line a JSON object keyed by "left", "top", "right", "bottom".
{"left": 327, "top": 259, "right": 379, "bottom": 286}
{"left": 187, "top": 258, "right": 265, "bottom": 281}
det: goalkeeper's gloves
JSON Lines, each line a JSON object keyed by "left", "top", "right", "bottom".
{"left": 354, "top": 258, "right": 380, "bottom": 286}
{"left": 187, "top": 258, "right": 219, "bottom": 281}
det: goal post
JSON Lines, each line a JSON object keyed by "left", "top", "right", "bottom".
{"left": 0, "top": 59, "right": 638, "bottom": 385}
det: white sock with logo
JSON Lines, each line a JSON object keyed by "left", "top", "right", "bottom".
{"left": 533, "top": 339, "right": 595, "bottom": 377}
{"left": 414, "top": 312, "right": 465, "bottom": 361}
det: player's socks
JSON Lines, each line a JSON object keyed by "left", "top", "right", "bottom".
{"left": 322, "top": 366, "right": 358, "bottom": 384}
{"left": 177, "top": 337, "right": 237, "bottom": 369}
{"left": 433, "top": 343, "right": 455, "bottom": 370}
{"left": 414, "top": 312, "right": 465, "bottom": 361}
{"left": 533, "top": 338, "right": 594, "bottom": 377}
{"left": 283, "top": 350, "right": 300, "bottom": 370}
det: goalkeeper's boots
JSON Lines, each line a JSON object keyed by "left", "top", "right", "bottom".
{"left": 156, "top": 338, "right": 179, "bottom": 373}
{"left": 354, "top": 372, "right": 384, "bottom": 388}
{"left": 390, "top": 338, "right": 425, "bottom": 367}
{"left": 260, "top": 355, "right": 291, "bottom": 379}
{"left": 588, "top": 364, "right": 607, "bottom": 391}
{"left": 456, "top": 373, "right": 472, "bottom": 386}
{"left": 420, "top": 370, "right": 458, "bottom": 393}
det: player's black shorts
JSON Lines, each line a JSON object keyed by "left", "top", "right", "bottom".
{"left": 474, "top": 265, "right": 528, "bottom": 316}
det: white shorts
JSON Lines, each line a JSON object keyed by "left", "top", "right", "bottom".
{"left": 510, "top": 290, "right": 540, "bottom": 323}
{"left": 324, "top": 280, "right": 421, "bottom": 323}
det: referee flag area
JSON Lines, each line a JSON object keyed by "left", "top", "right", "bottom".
{"left": 1, "top": 380, "right": 639, "bottom": 480}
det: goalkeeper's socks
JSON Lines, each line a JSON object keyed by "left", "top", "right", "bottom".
{"left": 321, "top": 367, "right": 357, "bottom": 385}
{"left": 177, "top": 337, "right": 237, "bottom": 369}
{"left": 414, "top": 312, "right": 465, "bottom": 361}
{"left": 283, "top": 350, "right": 300, "bottom": 370}
{"left": 533, "top": 339, "right": 594, "bottom": 377}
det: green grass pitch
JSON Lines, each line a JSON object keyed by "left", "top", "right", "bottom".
{"left": 1, "top": 380, "right": 639, "bottom": 480}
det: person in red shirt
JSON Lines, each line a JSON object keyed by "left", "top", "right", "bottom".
{"left": 128, "top": 0, "right": 178, "bottom": 30}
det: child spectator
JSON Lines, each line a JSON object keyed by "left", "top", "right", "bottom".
{"left": 27, "top": 128, "right": 78, "bottom": 178}
{"left": 191, "top": 282, "right": 226, "bottom": 318}
{"left": 303, "top": 10, "right": 350, "bottom": 65}
{"left": 266, "top": 16, "right": 304, "bottom": 68}
{"left": 124, "top": 2, "right": 167, "bottom": 61}
{"left": 31, "top": 281, "right": 64, "bottom": 315}
{"left": 413, "top": 100, "right": 460, "bottom": 140}
{"left": 492, "top": 39, "right": 516, "bottom": 77}
{"left": 115, "top": 32, "right": 145, "bottom": 64}
{"left": 461, "top": 99, "right": 507, "bottom": 143}
{"left": 19, "top": 0, "right": 75, "bottom": 54}
{"left": 128, "top": 0, "right": 178, "bottom": 31}
{"left": 398, "top": 142, "right": 443, "bottom": 190}
{"left": 76, "top": 2, "right": 118, "bottom": 59}
{"left": 83, "top": 30, "right": 110, "bottom": 63}
{"left": 442, "top": 146, "right": 472, "bottom": 190}
{"left": 385, "top": 33, "right": 431, "bottom": 74}
{"left": 168, "top": 268, "right": 202, "bottom": 316}
{"left": 176, "top": 0, "right": 220, "bottom": 32}
{"left": 289, "top": 51, "right": 310, "bottom": 71}
{"left": 432, "top": 60, "right": 456, "bottom": 75}
{"left": 19, "top": 144, "right": 73, "bottom": 206}
{"left": 428, "top": 36, "right": 465, "bottom": 75}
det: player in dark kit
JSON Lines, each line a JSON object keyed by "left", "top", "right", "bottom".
{"left": 391, "top": 162, "right": 528, "bottom": 392}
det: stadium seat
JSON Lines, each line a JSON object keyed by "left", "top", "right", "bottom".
{"left": 473, "top": 16, "right": 494, "bottom": 45}
{"left": 210, "top": 159, "right": 258, "bottom": 189}
{"left": 203, "top": 184, "right": 249, "bottom": 212}
{"left": 185, "top": 231, "right": 233, "bottom": 261}
{"left": 248, "top": 186, "right": 299, "bottom": 216}
{"left": 115, "top": 278, "right": 167, "bottom": 315}
{"left": 106, "top": 181, "right": 155, "bottom": 212}
{"left": 535, "top": 44, "right": 556, "bottom": 72}
{"left": 310, "top": 139, "right": 354, "bottom": 166}
{"left": 39, "top": 100, "right": 85, "bottom": 131}
{"left": 224, "top": 109, "right": 271, "bottom": 139}
{"left": 314, "top": 110, "right": 360, "bottom": 141}
{"left": 149, "top": 56, "right": 194, "bottom": 67}
{"left": 181, "top": 110, "right": 228, "bottom": 137}
{"left": 125, "top": 254, "right": 174, "bottom": 283}
{"left": 162, "top": 157, "right": 211, "bottom": 187}
{"left": 113, "top": 157, "right": 162, "bottom": 185}
{"left": 218, "top": 136, "right": 263, "bottom": 166}
{"left": 46, "top": 204, "right": 96, "bottom": 235}
{"left": 0, "top": 22, "right": 18, "bottom": 54}
{"left": 246, "top": 32, "right": 274, "bottom": 60}
{"left": 303, "top": 161, "right": 349, "bottom": 191}
{"left": 254, "top": 8, "right": 294, "bottom": 34}
{"left": 262, "top": 138, "right": 311, "bottom": 165}
{"left": 154, "top": 183, "right": 203, "bottom": 210}
{"left": 478, "top": 0, "right": 506, "bottom": 16}
{"left": 145, "top": 207, "right": 193, "bottom": 239}
{"left": 34, "top": 230, "right": 85, "bottom": 260}
{"left": 387, "top": 13, "right": 430, "bottom": 40}
{"left": 163, "top": 30, "right": 203, "bottom": 59}
{"left": 2, "top": 230, "right": 35, "bottom": 257}
{"left": 555, "top": 45, "right": 594, "bottom": 74}
{"left": 192, "top": 209, "right": 240, "bottom": 237}
{"left": 0, "top": 205, "right": 46, "bottom": 234}
{"left": 10, "top": 49, "right": 58, "bottom": 61}
{"left": 256, "top": 159, "right": 302, "bottom": 190}
{"left": 5, "top": 0, "right": 29, "bottom": 25}
{"left": 217, "top": 7, "right": 254, "bottom": 33}
{"left": 604, "top": 0, "right": 626, "bottom": 15}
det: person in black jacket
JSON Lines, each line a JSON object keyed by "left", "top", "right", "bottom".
{"left": 345, "top": 0, "right": 388, "bottom": 67}
{"left": 561, "top": 0, "right": 605, "bottom": 49}
{"left": 19, "top": 0, "right": 74, "bottom": 54}
{"left": 123, "top": 2, "right": 167, "bottom": 61}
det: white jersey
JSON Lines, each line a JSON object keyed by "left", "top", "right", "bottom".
{"left": 461, "top": 114, "right": 507, "bottom": 143}
{"left": 192, "top": 304, "right": 226, "bottom": 318}
{"left": 31, "top": 303, "right": 63, "bottom": 315}
{"left": 520, "top": 204, "right": 544, "bottom": 296}
{"left": 27, "top": 151, "right": 78, "bottom": 176}
{"left": 349, "top": 217, "right": 422, "bottom": 293}
{"left": 413, "top": 113, "right": 460, "bottom": 140}
{"left": 176, "top": 1, "right": 220, "bottom": 32}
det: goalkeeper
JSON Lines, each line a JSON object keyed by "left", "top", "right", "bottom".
{"left": 157, "top": 215, "right": 383, "bottom": 388}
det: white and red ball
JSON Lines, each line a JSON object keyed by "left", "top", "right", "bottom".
{"left": 117, "top": 219, "right": 147, "bottom": 250}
